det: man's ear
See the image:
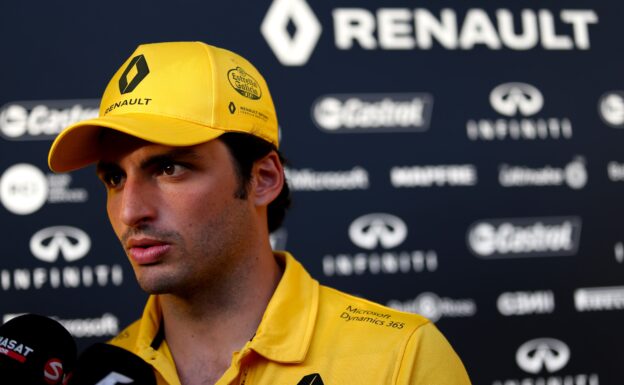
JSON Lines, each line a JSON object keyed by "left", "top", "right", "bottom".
{"left": 251, "top": 151, "right": 284, "bottom": 206}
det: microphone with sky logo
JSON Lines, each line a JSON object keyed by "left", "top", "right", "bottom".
{"left": 66, "top": 343, "right": 156, "bottom": 385}
{"left": 0, "top": 313, "right": 77, "bottom": 385}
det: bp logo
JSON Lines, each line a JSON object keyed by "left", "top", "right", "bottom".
{"left": 119, "top": 54, "right": 150, "bottom": 94}
{"left": 227, "top": 67, "right": 262, "bottom": 100}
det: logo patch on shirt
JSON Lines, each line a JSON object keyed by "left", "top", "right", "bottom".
{"left": 298, "top": 373, "right": 324, "bottom": 385}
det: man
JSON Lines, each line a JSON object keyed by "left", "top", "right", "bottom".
{"left": 48, "top": 42, "right": 471, "bottom": 385}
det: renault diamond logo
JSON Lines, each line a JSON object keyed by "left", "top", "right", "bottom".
{"left": 349, "top": 213, "right": 408, "bottom": 250}
{"left": 297, "top": 373, "right": 324, "bottom": 385}
{"left": 119, "top": 54, "right": 150, "bottom": 94}
{"left": 516, "top": 338, "right": 570, "bottom": 374}
{"left": 490, "top": 83, "right": 544, "bottom": 117}
{"left": 261, "top": 0, "right": 322, "bottom": 66}
{"left": 30, "top": 226, "right": 91, "bottom": 263}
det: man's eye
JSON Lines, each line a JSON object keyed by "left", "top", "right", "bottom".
{"left": 162, "top": 163, "right": 176, "bottom": 175}
{"left": 159, "top": 162, "right": 185, "bottom": 176}
{"left": 105, "top": 173, "right": 123, "bottom": 187}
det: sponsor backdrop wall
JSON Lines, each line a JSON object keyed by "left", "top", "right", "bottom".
{"left": 1, "top": 1, "right": 622, "bottom": 384}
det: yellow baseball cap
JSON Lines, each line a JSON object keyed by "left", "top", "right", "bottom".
{"left": 48, "top": 41, "right": 278, "bottom": 172}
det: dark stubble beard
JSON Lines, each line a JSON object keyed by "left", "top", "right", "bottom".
{"left": 119, "top": 202, "right": 252, "bottom": 307}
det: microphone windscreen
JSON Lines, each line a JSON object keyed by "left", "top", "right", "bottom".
{"left": 67, "top": 343, "right": 156, "bottom": 385}
{"left": 0, "top": 313, "right": 77, "bottom": 385}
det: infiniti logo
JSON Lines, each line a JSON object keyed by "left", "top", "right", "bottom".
{"left": 30, "top": 226, "right": 91, "bottom": 263}
{"left": 516, "top": 338, "right": 570, "bottom": 374}
{"left": 490, "top": 83, "right": 544, "bottom": 117}
{"left": 349, "top": 213, "right": 407, "bottom": 250}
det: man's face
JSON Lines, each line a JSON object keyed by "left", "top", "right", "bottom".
{"left": 96, "top": 131, "right": 256, "bottom": 297}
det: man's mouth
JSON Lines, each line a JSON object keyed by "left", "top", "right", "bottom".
{"left": 127, "top": 238, "right": 171, "bottom": 265}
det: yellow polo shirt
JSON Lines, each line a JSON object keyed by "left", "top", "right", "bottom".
{"left": 110, "top": 252, "right": 471, "bottom": 385}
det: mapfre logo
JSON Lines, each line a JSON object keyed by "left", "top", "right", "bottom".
{"left": 516, "top": 338, "right": 570, "bottom": 374}
{"left": 119, "top": 55, "right": 149, "bottom": 94}
{"left": 490, "top": 83, "right": 543, "bottom": 117}
{"left": 30, "top": 226, "right": 91, "bottom": 263}
{"left": 575, "top": 285, "right": 624, "bottom": 312}
{"left": 349, "top": 213, "right": 407, "bottom": 250}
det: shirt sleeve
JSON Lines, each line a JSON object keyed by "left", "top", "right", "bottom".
{"left": 395, "top": 322, "right": 472, "bottom": 385}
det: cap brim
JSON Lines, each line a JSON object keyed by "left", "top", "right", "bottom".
{"left": 48, "top": 113, "right": 226, "bottom": 172}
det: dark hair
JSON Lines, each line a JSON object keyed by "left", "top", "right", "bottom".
{"left": 218, "top": 132, "right": 291, "bottom": 233}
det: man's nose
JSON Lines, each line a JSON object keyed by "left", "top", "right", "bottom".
{"left": 119, "top": 176, "right": 157, "bottom": 227}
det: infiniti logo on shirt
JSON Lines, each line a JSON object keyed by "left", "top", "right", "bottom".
{"left": 349, "top": 213, "right": 408, "bottom": 250}
{"left": 30, "top": 226, "right": 91, "bottom": 263}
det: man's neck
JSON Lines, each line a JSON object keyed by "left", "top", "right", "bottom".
{"left": 159, "top": 249, "right": 283, "bottom": 385}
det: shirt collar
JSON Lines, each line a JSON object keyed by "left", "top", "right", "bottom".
{"left": 248, "top": 251, "right": 319, "bottom": 363}
{"left": 133, "top": 251, "right": 320, "bottom": 364}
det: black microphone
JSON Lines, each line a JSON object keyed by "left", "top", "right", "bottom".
{"left": 67, "top": 343, "right": 156, "bottom": 385}
{"left": 0, "top": 313, "right": 77, "bottom": 385}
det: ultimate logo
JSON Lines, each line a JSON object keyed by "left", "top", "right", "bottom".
{"left": 227, "top": 67, "right": 262, "bottom": 100}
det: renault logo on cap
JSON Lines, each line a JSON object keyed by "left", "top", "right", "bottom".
{"left": 119, "top": 54, "right": 150, "bottom": 94}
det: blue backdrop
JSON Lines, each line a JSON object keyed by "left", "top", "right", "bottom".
{"left": 1, "top": 1, "right": 622, "bottom": 384}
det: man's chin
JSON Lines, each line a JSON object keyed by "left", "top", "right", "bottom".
{"left": 134, "top": 272, "right": 177, "bottom": 294}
